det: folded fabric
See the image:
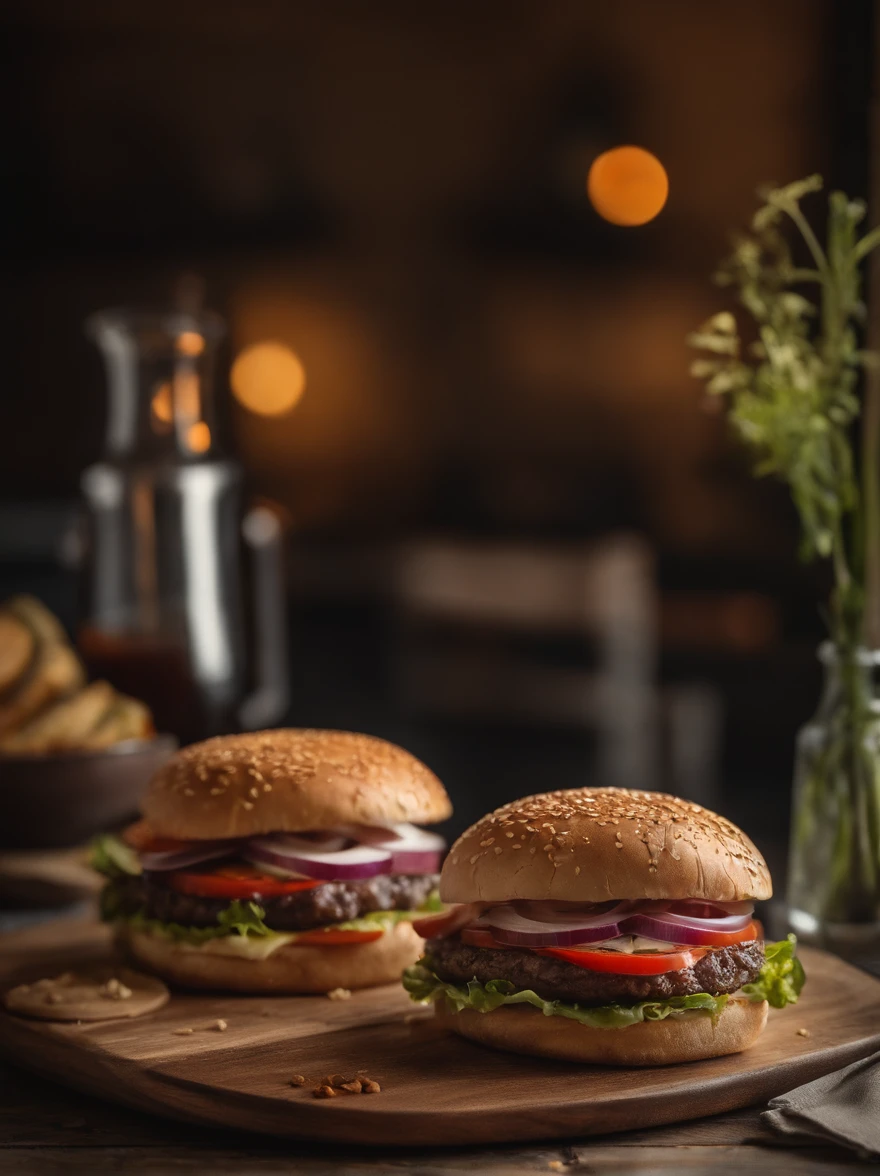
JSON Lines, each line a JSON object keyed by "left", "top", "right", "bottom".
{"left": 762, "top": 1051, "right": 880, "bottom": 1158}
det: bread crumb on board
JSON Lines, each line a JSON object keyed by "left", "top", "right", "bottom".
{"left": 301, "top": 1073, "right": 382, "bottom": 1098}
{"left": 327, "top": 988, "right": 352, "bottom": 1001}
{"left": 173, "top": 1019, "right": 230, "bottom": 1036}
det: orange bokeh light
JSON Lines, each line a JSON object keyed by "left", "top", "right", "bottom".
{"left": 231, "top": 341, "right": 306, "bottom": 417}
{"left": 151, "top": 382, "right": 173, "bottom": 425}
{"left": 186, "top": 421, "right": 211, "bottom": 453}
{"left": 176, "top": 330, "right": 205, "bottom": 357}
{"left": 587, "top": 146, "right": 668, "bottom": 226}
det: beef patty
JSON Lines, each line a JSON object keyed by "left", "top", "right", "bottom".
{"left": 425, "top": 935, "right": 764, "bottom": 1006}
{"left": 109, "top": 872, "right": 439, "bottom": 932}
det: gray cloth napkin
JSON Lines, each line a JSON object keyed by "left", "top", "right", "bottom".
{"left": 762, "top": 1051, "right": 880, "bottom": 1158}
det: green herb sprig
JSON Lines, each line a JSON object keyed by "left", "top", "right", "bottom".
{"left": 688, "top": 175, "right": 880, "bottom": 651}
{"left": 689, "top": 177, "right": 880, "bottom": 930}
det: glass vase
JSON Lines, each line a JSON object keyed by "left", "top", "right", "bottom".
{"left": 787, "top": 643, "right": 880, "bottom": 957}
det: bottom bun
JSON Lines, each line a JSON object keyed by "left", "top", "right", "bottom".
{"left": 117, "top": 921, "right": 424, "bottom": 994}
{"left": 438, "top": 997, "right": 768, "bottom": 1066}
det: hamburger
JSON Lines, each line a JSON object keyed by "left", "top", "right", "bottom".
{"left": 93, "top": 729, "right": 452, "bottom": 992}
{"left": 405, "top": 788, "right": 804, "bottom": 1066}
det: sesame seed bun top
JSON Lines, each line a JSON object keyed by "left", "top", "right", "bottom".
{"left": 440, "top": 788, "right": 772, "bottom": 904}
{"left": 141, "top": 729, "right": 451, "bottom": 840}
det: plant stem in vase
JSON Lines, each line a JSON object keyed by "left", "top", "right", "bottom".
{"left": 688, "top": 176, "right": 880, "bottom": 955}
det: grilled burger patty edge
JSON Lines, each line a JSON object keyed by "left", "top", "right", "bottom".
{"left": 109, "top": 872, "right": 439, "bottom": 932}
{"left": 424, "top": 934, "right": 765, "bottom": 1006}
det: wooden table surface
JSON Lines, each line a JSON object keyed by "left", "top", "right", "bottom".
{"left": 0, "top": 1055, "right": 870, "bottom": 1175}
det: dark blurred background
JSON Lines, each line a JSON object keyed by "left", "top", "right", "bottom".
{"left": 1, "top": 0, "right": 875, "bottom": 878}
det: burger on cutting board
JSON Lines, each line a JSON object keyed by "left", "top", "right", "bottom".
{"left": 406, "top": 788, "right": 805, "bottom": 1065}
{"left": 93, "top": 730, "right": 451, "bottom": 992}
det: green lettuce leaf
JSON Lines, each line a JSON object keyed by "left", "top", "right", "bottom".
{"left": 102, "top": 880, "right": 439, "bottom": 946}
{"left": 126, "top": 910, "right": 239, "bottom": 945}
{"left": 742, "top": 935, "right": 806, "bottom": 1008}
{"left": 216, "top": 900, "right": 274, "bottom": 937}
{"left": 402, "top": 963, "right": 729, "bottom": 1029}
{"left": 334, "top": 908, "right": 430, "bottom": 932}
{"left": 121, "top": 901, "right": 273, "bottom": 945}
{"left": 91, "top": 834, "right": 141, "bottom": 879}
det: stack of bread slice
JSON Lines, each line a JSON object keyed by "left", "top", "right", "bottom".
{"left": 0, "top": 598, "right": 153, "bottom": 754}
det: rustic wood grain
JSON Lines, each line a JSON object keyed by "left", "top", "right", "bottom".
{"left": 0, "top": 1059, "right": 867, "bottom": 1173}
{"left": 0, "top": 1144, "right": 867, "bottom": 1174}
{"left": 0, "top": 920, "right": 878, "bottom": 1148}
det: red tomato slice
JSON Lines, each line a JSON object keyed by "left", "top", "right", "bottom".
{"left": 293, "top": 929, "right": 384, "bottom": 946}
{"left": 461, "top": 926, "right": 506, "bottom": 949}
{"left": 123, "top": 819, "right": 201, "bottom": 855}
{"left": 168, "top": 865, "right": 322, "bottom": 899}
{"left": 413, "top": 904, "right": 482, "bottom": 940}
{"left": 689, "top": 919, "right": 760, "bottom": 947}
{"left": 537, "top": 945, "right": 708, "bottom": 974}
{"left": 460, "top": 927, "right": 708, "bottom": 974}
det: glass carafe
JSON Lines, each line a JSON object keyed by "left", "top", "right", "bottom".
{"left": 79, "top": 308, "right": 289, "bottom": 744}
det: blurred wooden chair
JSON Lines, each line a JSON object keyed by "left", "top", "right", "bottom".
{"left": 391, "top": 534, "right": 659, "bottom": 791}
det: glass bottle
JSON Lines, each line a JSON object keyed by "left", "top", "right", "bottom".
{"left": 788, "top": 642, "right": 880, "bottom": 957}
{"left": 79, "top": 308, "right": 289, "bottom": 744}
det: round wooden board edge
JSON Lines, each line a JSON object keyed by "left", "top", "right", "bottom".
{"left": 1, "top": 1003, "right": 879, "bottom": 1146}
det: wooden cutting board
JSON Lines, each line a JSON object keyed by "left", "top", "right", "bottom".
{"left": 0, "top": 919, "right": 878, "bottom": 1147}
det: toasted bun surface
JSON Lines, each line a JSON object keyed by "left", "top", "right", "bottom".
{"left": 141, "top": 729, "right": 451, "bottom": 840}
{"left": 441, "top": 788, "right": 771, "bottom": 903}
{"left": 118, "top": 920, "right": 424, "bottom": 993}
{"left": 438, "top": 997, "right": 768, "bottom": 1066}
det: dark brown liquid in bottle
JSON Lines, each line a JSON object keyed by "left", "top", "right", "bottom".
{"left": 78, "top": 627, "right": 211, "bottom": 745}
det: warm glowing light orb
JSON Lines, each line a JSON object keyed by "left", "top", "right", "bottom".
{"left": 587, "top": 146, "right": 668, "bottom": 226}
{"left": 231, "top": 341, "right": 306, "bottom": 417}
{"left": 176, "top": 330, "right": 205, "bottom": 357}
{"left": 151, "top": 382, "right": 173, "bottom": 424}
{"left": 186, "top": 421, "right": 211, "bottom": 453}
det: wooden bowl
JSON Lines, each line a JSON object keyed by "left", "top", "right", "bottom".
{"left": 0, "top": 735, "right": 177, "bottom": 849}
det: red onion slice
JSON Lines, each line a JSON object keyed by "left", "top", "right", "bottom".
{"left": 474, "top": 902, "right": 629, "bottom": 948}
{"left": 139, "top": 843, "right": 237, "bottom": 872}
{"left": 246, "top": 835, "right": 392, "bottom": 881}
{"left": 666, "top": 899, "right": 755, "bottom": 918}
{"left": 467, "top": 900, "right": 755, "bottom": 949}
{"left": 638, "top": 910, "right": 753, "bottom": 932}
{"left": 627, "top": 912, "right": 755, "bottom": 945}
{"left": 340, "top": 822, "right": 445, "bottom": 874}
